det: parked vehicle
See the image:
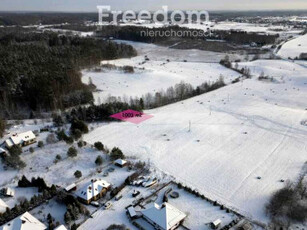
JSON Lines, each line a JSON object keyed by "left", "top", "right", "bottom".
{"left": 104, "top": 202, "right": 112, "bottom": 210}
{"left": 132, "top": 190, "right": 140, "bottom": 197}
{"left": 90, "top": 201, "right": 100, "bottom": 207}
{"left": 115, "top": 194, "right": 123, "bottom": 201}
{"left": 143, "top": 178, "right": 158, "bottom": 187}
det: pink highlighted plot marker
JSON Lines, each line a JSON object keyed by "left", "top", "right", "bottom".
{"left": 110, "top": 109, "right": 153, "bottom": 124}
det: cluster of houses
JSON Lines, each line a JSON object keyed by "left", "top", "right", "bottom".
{"left": 0, "top": 132, "right": 189, "bottom": 230}
{"left": 1, "top": 131, "right": 37, "bottom": 153}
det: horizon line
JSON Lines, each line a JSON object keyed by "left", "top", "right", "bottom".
{"left": 1, "top": 9, "right": 307, "bottom": 14}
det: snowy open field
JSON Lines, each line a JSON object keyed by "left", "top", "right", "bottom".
{"left": 120, "top": 21, "right": 304, "bottom": 36}
{"left": 278, "top": 33, "right": 307, "bottom": 59}
{"left": 82, "top": 41, "right": 241, "bottom": 103}
{"left": 84, "top": 59, "right": 307, "bottom": 223}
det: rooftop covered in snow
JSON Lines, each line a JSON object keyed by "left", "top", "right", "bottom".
{"left": 76, "top": 179, "right": 111, "bottom": 201}
{"left": 4, "top": 131, "right": 36, "bottom": 148}
{"left": 0, "top": 211, "right": 47, "bottom": 230}
{"left": 141, "top": 202, "right": 186, "bottom": 230}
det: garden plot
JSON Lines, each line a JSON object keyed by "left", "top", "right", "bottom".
{"left": 1, "top": 187, "right": 39, "bottom": 209}
{"left": 30, "top": 198, "right": 67, "bottom": 226}
{"left": 137, "top": 183, "right": 239, "bottom": 230}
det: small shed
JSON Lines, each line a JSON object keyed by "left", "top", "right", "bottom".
{"left": 1, "top": 187, "right": 15, "bottom": 197}
{"left": 127, "top": 206, "right": 137, "bottom": 219}
{"left": 64, "top": 183, "right": 77, "bottom": 192}
{"left": 211, "top": 219, "right": 221, "bottom": 229}
{"left": 114, "top": 159, "right": 128, "bottom": 168}
{"left": 0, "top": 198, "right": 8, "bottom": 213}
{"left": 0, "top": 147, "right": 6, "bottom": 154}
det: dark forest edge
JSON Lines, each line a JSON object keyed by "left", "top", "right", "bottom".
{"left": 0, "top": 29, "right": 137, "bottom": 119}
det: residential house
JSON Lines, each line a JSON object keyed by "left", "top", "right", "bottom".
{"left": 4, "top": 131, "right": 36, "bottom": 149}
{"left": 0, "top": 212, "right": 47, "bottom": 230}
{"left": 141, "top": 202, "right": 186, "bottom": 230}
{"left": 76, "top": 179, "right": 111, "bottom": 204}
{"left": 1, "top": 188, "right": 15, "bottom": 197}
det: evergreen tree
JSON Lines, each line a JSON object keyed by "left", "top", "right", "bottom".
{"left": 0, "top": 118, "right": 5, "bottom": 137}
{"left": 94, "top": 142, "right": 104, "bottom": 151}
{"left": 74, "top": 170, "right": 82, "bottom": 178}
{"left": 95, "top": 156, "right": 103, "bottom": 165}
{"left": 110, "top": 147, "right": 125, "bottom": 160}
{"left": 67, "top": 147, "right": 78, "bottom": 158}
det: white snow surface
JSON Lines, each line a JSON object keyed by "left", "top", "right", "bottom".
{"left": 84, "top": 59, "right": 307, "bottom": 223}
{"left": 82, "top": 41, "right": 241, "bottom": 103}
{"left": 120, "top": 21, "right": 303, "bottom": 35}
{"left": 0, "top": 211, "right": 47, "bottom": 230}
{"left": 278, "top": 34, "right": 307, "bottom": 59}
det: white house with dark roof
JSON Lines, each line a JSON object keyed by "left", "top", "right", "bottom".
{"left": 141, "top": 202, "right": 186, "bottom": 230}
{"left": 76, "top": 179, "right": 111, "bottom": 204}
{"left": 4, "top": 131, "right": 36, "bottom": 148}
{"left": 0, "top": 211, "right": 47, "bottom": 230}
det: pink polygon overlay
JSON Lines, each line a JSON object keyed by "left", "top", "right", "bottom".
{"left": 110, "top": 109, "right": 153, "bottom": 124}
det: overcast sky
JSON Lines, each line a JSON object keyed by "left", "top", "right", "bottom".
{"left": 1, "top": 0, "right": 307, "bottom": 12}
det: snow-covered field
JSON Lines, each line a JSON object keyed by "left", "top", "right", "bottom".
{"left": 120, "top": 21, "right": 304, "bottom": 36}
{"left": 82, "top": 41, "right": 241, "bottom": 103}
{"left": 278, "top": 33, "right": 307, "bottom": 59}
{"left": 1, "top": 29, "right": 306, "bottom": 229}
{"left": 181, "top": 22, "right": 304, "bottom": 36}
{"left": 84, "top": 59, "right": 307, "bottom": 223}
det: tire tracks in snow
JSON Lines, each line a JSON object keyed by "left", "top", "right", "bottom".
{"left": 228, "top": 124, "right": 291, "bottom": 200}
